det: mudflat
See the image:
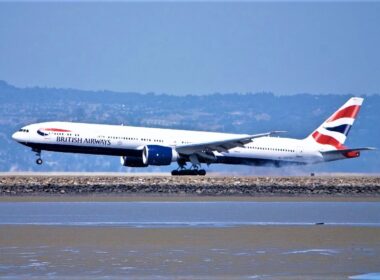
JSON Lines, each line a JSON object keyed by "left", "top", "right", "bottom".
{"left": 0, "top": 226, "right": 379, "bottom": 279}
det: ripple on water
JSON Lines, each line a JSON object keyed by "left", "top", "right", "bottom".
{"left": 282, "top": 249, "right": 339, "bottom": 255}
{"left": 120, "top": 266, "right": 136, "bottom": 270}
{"left": 256, "top": 250, "right": 266, "bottom": 254}
{"left": 94, "top": 250, "right": 108, "bottom": 254}
{"left": 61, "top": 248, "right": 80, "bottom": 254}
{"left": 28, "top": 262, "right": 50, "bottom": 267}
{"left": 350, "top": 273, "right": 380, "bottom": 280}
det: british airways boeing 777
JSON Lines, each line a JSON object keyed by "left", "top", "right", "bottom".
{"left": 12, "top": 97, "right": 374, "bottom": 175}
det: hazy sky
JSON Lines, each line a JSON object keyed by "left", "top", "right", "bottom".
{"left": 0, "top": 2, "right": 379, "bottom": 95}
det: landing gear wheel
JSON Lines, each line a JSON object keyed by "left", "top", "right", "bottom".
{"left": 197, "top": 169, "right": 206, "bottom": 176}
{"left": 33, "top": 149, "right": 43, "bottom": 165}
{"left": 171, "top": 170, "right": 179, "bottom": 176}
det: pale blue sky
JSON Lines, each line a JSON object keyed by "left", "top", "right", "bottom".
{"left": 0, "top": 2, "right": 379, "bottom": 95}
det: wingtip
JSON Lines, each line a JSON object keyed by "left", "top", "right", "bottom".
{"left": 271, "top": 130, "right": 287, "bottom": 135}
{"left": 351, "top": 147, "right": 377, "bottom": 151}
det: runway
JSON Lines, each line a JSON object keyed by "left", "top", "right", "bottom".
{"left": 1, "top": 174, "right": 380, "bottom": 198}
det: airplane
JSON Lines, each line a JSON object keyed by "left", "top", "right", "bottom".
{"left": 12, "top": 97, "right": 375, "bottom": 176}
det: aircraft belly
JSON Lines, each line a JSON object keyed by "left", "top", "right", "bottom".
{"left": 215, "top": 154, "right": 305, "bottom": 167}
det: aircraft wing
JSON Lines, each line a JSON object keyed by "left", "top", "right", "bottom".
{"left": 175, "top": 131, "right": 286, "bottom": 155}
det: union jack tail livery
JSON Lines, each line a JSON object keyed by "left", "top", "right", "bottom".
{"left": 306, "top": 97, "right": 363, "bottom": 150}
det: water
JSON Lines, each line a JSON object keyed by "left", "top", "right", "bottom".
{"left": 1, "top": 201, "right": 380, "bottom": 278}
{"left": 0, "top": 201, "right": 379, "bottom": 227}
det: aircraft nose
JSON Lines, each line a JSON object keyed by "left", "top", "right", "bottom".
{"left": 12, "top": 132, "right": 22, "bottom": 142}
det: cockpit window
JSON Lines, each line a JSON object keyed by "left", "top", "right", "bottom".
{"left": 37, "top": 130, "right": 48, "bottom": 136}
{"left": 19, "top": 129, "right": 29, "bottom": 133}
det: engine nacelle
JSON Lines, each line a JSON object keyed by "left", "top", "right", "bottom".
{"left": 120, "top": 156, "right": 148, "bottom": 167}
{"left": 142, "top": 145, "right": 178, "bottom": 166}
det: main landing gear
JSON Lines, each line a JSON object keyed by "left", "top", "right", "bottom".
{"left": 171, "top": 164, "right": 206, "bottom": 176}
{"left": 33, "top": 149, "right": 43, "bottom": 165}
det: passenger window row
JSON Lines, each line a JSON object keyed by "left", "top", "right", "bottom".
{"left": 51, "top": 132, "right": 80, "bottom": 137}
{"left": 246, "top": 146, "right": 295, "bottom": 153}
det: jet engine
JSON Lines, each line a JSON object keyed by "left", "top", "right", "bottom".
{"left": 120, "top": 156, "right": 148, "bottom": 167}
{"left": 142, "top": 145, "right": 178, "bottom": 166}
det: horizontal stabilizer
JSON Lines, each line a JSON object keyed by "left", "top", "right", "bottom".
{"left": 321, "top": 147, "right": 376, "bottom": 161}
{"left": 321, "top": 147, "right": 376, "bottom": 154}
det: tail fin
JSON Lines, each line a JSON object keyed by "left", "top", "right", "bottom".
{"left": 305, "top": 97, "right": 363, "bottom": 150}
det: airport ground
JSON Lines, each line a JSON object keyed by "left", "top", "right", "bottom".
{"left": 0, "top": 173, "right": 379, "bottom": 201}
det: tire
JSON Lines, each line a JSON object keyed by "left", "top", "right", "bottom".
{"left": 36, "top": 158, "right": 43, "bottom": 165}
{"left": 197, "top": 169, "right": 206, "bottom": 176}
{"left": 171, "top": 170, "right": 179, "bottom": 176}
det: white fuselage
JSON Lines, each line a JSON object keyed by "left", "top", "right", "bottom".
{"left": 12, "top": 121, "right": 325, "bottom": 167}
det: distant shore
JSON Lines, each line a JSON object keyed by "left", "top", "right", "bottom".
{"left": 1, "top": 174, "right": 379, "bottom": 200}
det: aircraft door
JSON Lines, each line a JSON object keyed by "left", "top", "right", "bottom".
{"left": 296, "top": 147, "right": 303, "bottom": 157}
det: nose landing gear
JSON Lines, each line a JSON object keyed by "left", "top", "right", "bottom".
{"left": 33, "top": 149, "right": 43, "bottom": 165}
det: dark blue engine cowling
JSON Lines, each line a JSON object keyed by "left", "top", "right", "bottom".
{"left": 142, "top": 145, "right": 176, "bottom": 166}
